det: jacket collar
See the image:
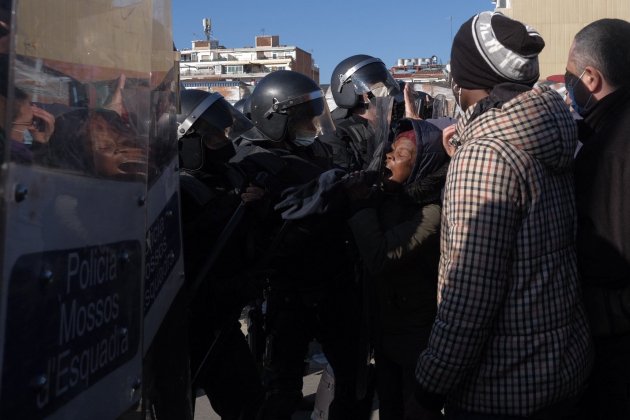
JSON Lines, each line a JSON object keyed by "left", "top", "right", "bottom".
{"left": 580, "top": 87, "right": 630, "bottom": 142}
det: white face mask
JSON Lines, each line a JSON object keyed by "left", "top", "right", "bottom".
{"left": 291, "top": 120, "right": 319, "bottom": 146}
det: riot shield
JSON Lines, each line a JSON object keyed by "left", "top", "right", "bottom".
{"left": 365, "top": 95, "right": 394, "bottom": 174}
{"left": 142, "top": 0, "right": 183, "bottom": 356}
{"left": 357, "top": 95, "right": 392, "bottom": 401}
{"left": 431, "top": 93, "right": 448, "bottom": 119}
{"left": 139, "top": 2, "right": 191, "bottom": 417}
{"left": 0, "top": 1, "right": 180, "bottom": 419}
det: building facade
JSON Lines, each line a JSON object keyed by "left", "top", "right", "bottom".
{"left": 390, "top": 56, "right": 448, "bottom": 84}
{"left": 494, "top": 0, "right": 630, "bottom": 79}
{"left": 178, "top": 35, "right": 320, "bottom": 103}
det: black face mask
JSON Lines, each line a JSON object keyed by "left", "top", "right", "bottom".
{"left": 564, "top": 70, "right": 595, "bottom": 116}
{"left": 200, "top": 141, "right": 235, "bottom": 174}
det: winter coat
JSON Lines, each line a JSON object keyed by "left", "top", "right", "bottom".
{"left": 415, "top": 84, "right": 592, "bottom": 416}
{"left": 574, "top": 87, "right": 630, "bottom": 336}
{"left": 347, "top": 119, "right": 447, "bottom": 348}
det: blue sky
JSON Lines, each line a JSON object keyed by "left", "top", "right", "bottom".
{"left": 172, "top": 0, "right": 495, "bottom": 84}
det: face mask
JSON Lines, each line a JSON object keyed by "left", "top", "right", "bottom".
{"left": 199, "top": 141, "right": 235, "bottom": 174}
{"left": 206, "top": 141, "right": 235, "bottom": 163}
{"left": 565, "top": 69, "right": 594, "bottom": 116}
{"left": 22, "top": 129, "right": 33, "bottom": 145}
{"left": 293, "top": 134, "right": 317, "bottom": 147}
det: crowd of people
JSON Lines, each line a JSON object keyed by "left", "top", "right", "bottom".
{"left": 172, "top": 12, "right": 630, "bottom": 420}
{"left": 3, "top": 8, "right": 629, "bottom": 420}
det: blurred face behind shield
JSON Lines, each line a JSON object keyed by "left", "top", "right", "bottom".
{"left": 89, "top": 110, "right": 147, "bottom": 178}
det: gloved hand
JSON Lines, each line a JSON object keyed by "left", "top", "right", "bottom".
{"left": 342, "top": 170, "right": 382, "bottom": 215}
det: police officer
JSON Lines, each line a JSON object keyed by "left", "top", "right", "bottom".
{"left": 324, "top": 54, "right": 401, "bottom": 171}
{"left": 177, "top": 89, "right": 265, "bottom": 420}
{"left": 233, "top": 95, "right": 252, "bottom": 120}
{"left": 241, "top": 70, "right": 371, "bottom": 420}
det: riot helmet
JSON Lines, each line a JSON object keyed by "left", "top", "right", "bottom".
{"left": 176, "top": 89, "right": 253, "bottom": 171}
{"left": 249, "top": 70, "right": 334, "bottom": 144}
{"left": 331, "top": 54, "right": 400, "bottom": 109}
{"left": 233, "top": 95, "right": 252, "bottom": 120}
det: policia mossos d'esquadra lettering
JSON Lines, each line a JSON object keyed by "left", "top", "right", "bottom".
{"left": 0, "top": 0, "right": 185, "bottom": 419}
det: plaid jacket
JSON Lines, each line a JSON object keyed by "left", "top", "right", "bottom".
{"left": 416, "top": 85, "right": 592, "bottom": 416}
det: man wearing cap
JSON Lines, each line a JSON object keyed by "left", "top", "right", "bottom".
{"left": 565, "top": 19, "right": 630, "bottom": 420}
{"left": 406, "top": 11, "right": 592, "bottom": 419}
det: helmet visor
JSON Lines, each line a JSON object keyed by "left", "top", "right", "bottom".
{"left": 179, "top": 95, "right": 255, "bottom": 142}
{"left": 352, "top": 71, "right": 400, "bottom": 97}
{"left": 287, "top": 96, "right": 335, "bottom": 139}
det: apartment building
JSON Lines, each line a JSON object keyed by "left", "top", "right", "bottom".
{"left": 178, "top": 35, "right": 319, "bottom": 103}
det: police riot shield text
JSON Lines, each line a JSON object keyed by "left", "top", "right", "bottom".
{"left": 0, "top": 1, "right": 179, "bottom": 419}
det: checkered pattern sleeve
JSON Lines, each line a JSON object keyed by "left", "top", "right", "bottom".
{"left": 416, "top": 139, "right": 522, "bottom": 393}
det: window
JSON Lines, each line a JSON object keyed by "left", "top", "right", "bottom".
{"left": 226, "top": 65, "right": 243, "bottom": 74}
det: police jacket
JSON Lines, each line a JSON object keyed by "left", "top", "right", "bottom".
{"left": 179, "top": 165, "right": 262, "bottom": 326}
{"left": 322, "top": 108, "right": 374, "bottom": 171}
{"left": 234, "top": 138, "right": 353, "bottom": 293}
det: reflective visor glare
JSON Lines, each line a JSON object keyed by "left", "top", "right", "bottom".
{"left": 287, "top": 97, "right": 324, "bottom": 119}
{"left": 370, "top": 84, "right": 390, "bottom": 98}
{"left": 226, "top": 109, "right": 254, "bottom": 140}
{"left": 353, "top": 74, "right": 399, "bottom": 96}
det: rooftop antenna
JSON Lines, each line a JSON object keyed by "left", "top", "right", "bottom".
{"left": 202, "top": 18, "right": 212, "bottom": 42}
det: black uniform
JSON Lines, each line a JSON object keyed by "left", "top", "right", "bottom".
{"left": 241, "top": 141, "right": 369, "bottom": 420}
{"left": 174, "top": 89, "right": 267, "bottom": 420}
{"left": 321, "top": 107, "right": 376, "bottom": 172}
{"left": 242, "top": 70, "right": 374, "bottom": 420}
{"left": 180, "top": 163, "right": 264, "bottom": 420}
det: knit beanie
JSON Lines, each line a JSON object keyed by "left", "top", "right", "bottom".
{"left": 450, "top": 11, "right": 545, "bottom": 89}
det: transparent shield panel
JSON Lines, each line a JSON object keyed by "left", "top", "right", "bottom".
{"left": 0, "top": 0, "right": 165, "bottom": 418}
{"left": 0, "top": 1, "right": 9, "bottom": 166}
{"left": 142, "top": 0, "right": 184, "bottom": 352}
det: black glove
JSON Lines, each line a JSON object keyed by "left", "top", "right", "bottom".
{"left": 342, "top": 171, "right": 382, "bottom": 215}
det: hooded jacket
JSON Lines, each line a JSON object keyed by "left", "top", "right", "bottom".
{"left": 347, "top": 119, "right": 448, "bottom": 344}
{"left": 415, "top": 84, "right": 592, "bottom": 416}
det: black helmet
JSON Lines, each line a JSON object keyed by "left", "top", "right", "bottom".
{"left": 233, "top": 95, "right": 252, "bottom": 120}
{"left": 177, "top": 89, "right": 253, "bottom": 170}
{"left": 250, "top": 70, "right": 332, "bottom": 143}
{"left": 330, "top": 54, "right": 400, "bottom": 109}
